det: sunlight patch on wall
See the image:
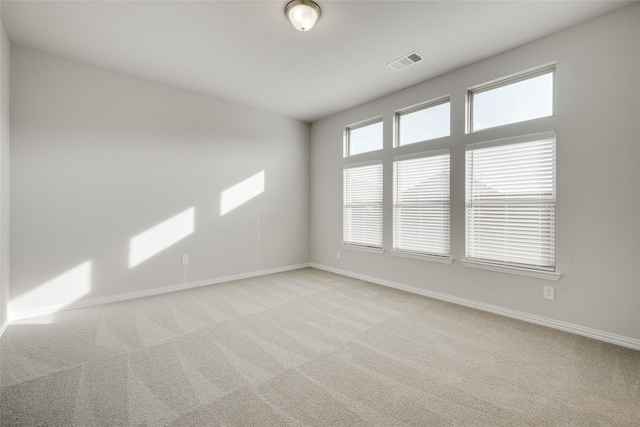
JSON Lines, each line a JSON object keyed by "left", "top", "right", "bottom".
{"left": 220, "top": 171, "right": 265, "bottom": 216}
{"left": 9, "top": 261, "right": 92, "bottom": 318}
{"left": 129, "top": 207, "right": 195, "bottom": 267}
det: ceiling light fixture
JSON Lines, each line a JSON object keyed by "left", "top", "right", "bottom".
{"left": 285, "top": 0, "right": 321, "bottom": 32}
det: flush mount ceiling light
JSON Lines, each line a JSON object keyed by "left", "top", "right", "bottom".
{"left": 285, "top": 0, "right": 321, "bottom": 32}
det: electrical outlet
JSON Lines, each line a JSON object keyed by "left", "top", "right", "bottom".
{"left": 181, "top": 254, "right": 189, "bottom": 265}
{"left": 337, "top": 250, "right": 341, "bottom": 259}
{"left": 543, "top": 285, "right": 555, "bottom": 300}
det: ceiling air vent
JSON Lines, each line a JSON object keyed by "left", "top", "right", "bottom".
{"left": 387, "top": 51, "right": 423, "bottom": 71}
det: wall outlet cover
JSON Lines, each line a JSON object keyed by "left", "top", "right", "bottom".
{"left": 543, "top": 285, "right": 555, "bottom": 300}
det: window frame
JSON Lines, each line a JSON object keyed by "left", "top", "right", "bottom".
{"left": 344, "top": 116, "right": 384, "bottom": 158}
{"left": 342, "top": 159, "right": 384, "bottom": 253}
{"left": 463, "top": 131, "right": 560, "bottom": 281}
{"left": 467, "top": 65, "right": 556, "bottom": 133}
{"left": 392, "top": 149, "right": 452, "bottom": 264}
{"left": 394, "top": 96, "right": 451, "bottom": 147}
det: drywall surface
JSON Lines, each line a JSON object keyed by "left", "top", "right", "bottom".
{"left": 0, "top": 19, "right": 10, "bottom": 331}
{"left": 310, "top": 4, "right": 640, "bottom": 341}
{"left": 10, "top": 47, "right": 310, "bottom": 316}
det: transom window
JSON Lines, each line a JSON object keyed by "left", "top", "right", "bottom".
{"left": 469, "top": 66, "right": 554, "bottom": 132}
{"left": 396, "top": 98, "right": 450, "bottom": 146}
{"left": 344, "top": 118, "right": 383, "bottom": 157}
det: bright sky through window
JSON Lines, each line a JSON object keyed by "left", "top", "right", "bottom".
{"left": 472, "top": 71, "right": 553, "bottom": 131}
{"left": 348, "top": 120, "right": 383, "bottom": 156}
{"left": 398, "top": 101, "right": 450, "bottom": 146}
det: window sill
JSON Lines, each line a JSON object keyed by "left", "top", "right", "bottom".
{"left": 342, "top": 244, "right": 384, "bottom": 255}
{"left": 391, "top": 250, "right": 453, "bottom": 265}
{"left": 462, "top": 259, "right": 561, "bottom": 281}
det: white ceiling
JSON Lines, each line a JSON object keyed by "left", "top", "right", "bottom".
{"left": 1, "top": 1, "right": 634, "bottom": 122}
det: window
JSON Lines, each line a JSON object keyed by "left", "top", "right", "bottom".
{"left": 465, "top": 132, "right": 556, "bottom": 273}
{"left": 396, "top": 98, "right": 450, "bottom": 146}
{"left": 344, "top": 118, "right": 383, "bottom": 157}
{"left": 469, "top": 66, "right": 554, "bottom": 132}
{"left": 393, "top": 150, "right": 450, "bottom": 260}
{"left": 343, "top": 161, "right": 383, "bottom": 250}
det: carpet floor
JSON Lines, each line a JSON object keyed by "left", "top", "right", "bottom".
{"left": 1, "top": 267, "right": 638, "bottom": 426}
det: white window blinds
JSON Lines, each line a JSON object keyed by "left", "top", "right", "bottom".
{"left": 343, "top": 161, "right": 383, "bottom": 248}
{"left": 466, "top": 132, "right": 556, "bottom": 270}
{"left": 393, "top": 150, "right": 450, "bottom": 257}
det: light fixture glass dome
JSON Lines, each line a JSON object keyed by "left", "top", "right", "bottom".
{"left": 285, "top": 0, "right": 321, "bottom": 32}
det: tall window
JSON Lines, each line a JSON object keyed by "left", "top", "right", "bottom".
{"left": 344, "top": 118, "right": 383, "bottom": 157}
{"left": 465, "top": 132, "right": 556, "bottom": 271}
{"left": 469, "top": 66, "right": 554, "bottom": 132}
{"left": 343, "top": 161, "right": 383, "bottom": 249}
{"left": 396, "top": 98, "right": 450, "bottom": 146}
{"left": 393, "top": 150, "right": 450, "bottom": 259}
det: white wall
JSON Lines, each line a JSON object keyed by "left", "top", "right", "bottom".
{"left": 310, "top": 4, "right": 640, "bottom": 342}
{"left": 10, "top": 47, "right": 310, "bottom": 317}
{"left": 0, "top": 16, "right": 10, "bottom": 332}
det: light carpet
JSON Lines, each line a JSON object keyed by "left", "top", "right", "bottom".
{"left": 1, "top": 268, "right": 638, "bottom": 426}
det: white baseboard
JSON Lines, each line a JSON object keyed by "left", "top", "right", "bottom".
{"left": 309, "top": 263, "right": 640, "bottom": 351}
{"left": 8, "top": 263, "right": 311, "bottom": 322}
{"left": 8, "top": 262, "right": 639, "bottom": 351}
